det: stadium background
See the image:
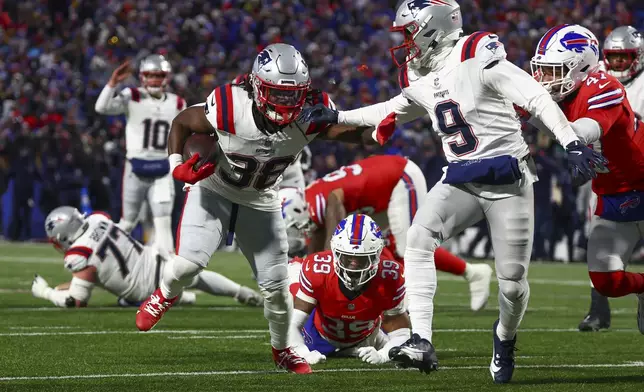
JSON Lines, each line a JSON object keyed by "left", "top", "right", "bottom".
{"left": 0, "top": 0, "right": 642, "bottom": 262}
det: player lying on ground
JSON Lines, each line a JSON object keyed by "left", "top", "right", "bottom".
{"left": 287, "top": 213, "right": 409, "bottom": 365}
{"left": 300, "top": 0, "right": 606, "bottom": 383}
{"left": 31, "top": 206, "right": 263, "bottom": 308}
{"left": 279, "top": 154, "right": 493, "bottom": 312}
{"left": 529, "top": 24, "right": 644, "bottom": 333}
{"left": 135, "top": 43, "right": 376, "bottom": 374}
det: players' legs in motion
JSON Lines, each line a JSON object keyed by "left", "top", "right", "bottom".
{"left": 234, "top": 204, "right": 311, "bottom": 373}
{"left": 586, "top": 218, "right": 644, "bottom": 333}
{"left": 185, "top": 270, "right": 264, "bottom": 306}
{"left": 483, "top": 185, "right": 534, "bottom": 384}
{"left": 119, "top": 160, "right": 151, "bottom": 232}
{"left": 388, "top": 161, "right": 492, "bottom": 311}
{"left": 136, "top": 186, "right": 226, "bottom": 331}
{"left": 390, "top": 182, "right": 483, "bottom": 372}
{"left": 147, "top": 172, "right": 176, "bottom": 257}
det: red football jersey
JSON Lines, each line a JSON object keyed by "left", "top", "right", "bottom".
{"left": 305, "top": 155, "right": 408, "bottom": 228}
{"left": 559, "top": 70, "right": 644, "bottom": 195}
{"left": 295, "top": 248, "right": 405, "bottom": 346}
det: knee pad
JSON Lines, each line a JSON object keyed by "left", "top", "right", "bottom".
{"left": 117, "top": 219, "right": 136, "bottom": 233}
{"left": 260, "top": 285, "right": 291, "bottom": 324}
{"left": 406, "top": 224, "right": 441, "bottom": 255}
{"left": 496, "top": 262, "right": 528, "bottom": 282}
{"left": 256, "top": 262, "right": 288, "bottom": 291}
{"left": 498, "top": 278, "right": 529, "bottom": 302}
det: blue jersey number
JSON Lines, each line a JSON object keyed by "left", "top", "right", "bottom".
{"left": 435, "top": 100, "right": 478, "bottom": 156}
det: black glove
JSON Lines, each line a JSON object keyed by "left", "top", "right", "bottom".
{"left": 298, "top": 103, "right": 338, "bottom": 124}
{"left": 565, "top": 141, "right": 609, "bottom": 185}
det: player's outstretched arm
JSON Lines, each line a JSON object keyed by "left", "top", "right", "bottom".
{"left": 357, "top": 306, "right": 411, "bottom": 365}
{"left": 31, "top": 269, "right": 96, "bottom": 308}
{"left": 323, "top": 189, "right": 346, "bottom": 249}
{"left": 289, "top": 296, "right": 326, "bottom": 365}
{"left": 338, "top": 93, "right": 426, "bottom": 128}
{"left": 94, "top": 61, "right": 132, "bottom": 115}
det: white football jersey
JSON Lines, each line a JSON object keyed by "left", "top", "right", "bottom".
{"left": 95, "top": 86, "right": 186, "bottom": 160}
{"left": 400, "top": 32, "right": 529, "bottom": 163}
{"left": 63, "top": 214, "right": 160, "bottom": 301}
{"left": 197, "top": 84, "right": 334, "bottom": 211}
{"left": 624, "top": 71, "right": 644, "bottom": 117}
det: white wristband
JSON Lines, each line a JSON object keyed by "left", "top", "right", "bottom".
{"left": 168, "top": 153, "right": 183, "bottom": 173}
{"left": 371, "top": 130, "right": 378, "bottom": 143}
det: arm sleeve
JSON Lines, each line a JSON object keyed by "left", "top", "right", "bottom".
{"left": 337, "top": 93, "right": 426, "bottom": 127}
{"left": 376, "top": 327, "right": 411, "bottom": 360}
{"left": 67, "top": 277, "right": 95, "bottom": 304}
{"left": 570, "top": 117, "right": 603, "bottom": 145}
{"left": 288, "top": 308, "right": 312, "bottom": 353}
{"left": 482, "top": 60, "right": 579, "bottom": 147}
{"left": 94, "top": 86, "right": 130, "bottom": 115}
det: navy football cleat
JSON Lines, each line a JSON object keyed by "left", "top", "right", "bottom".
{"left": 490, "top": 319, "right": 517, "bottom": 384}
{"left": 389, "top": 333, "right": 438, "bottom": 374}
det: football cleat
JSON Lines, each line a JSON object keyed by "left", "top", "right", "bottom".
{"left": 235, "top": 286, "right": 264, "bottom": 307}
{"left": 466, "top": 263, "right": 493, "bottom": 311}
{"left": 135, "top": 288, "right": 177, "bottom": 331}
{"left": 578, "top": 288, "right": 611, "bottom": 332}
{"left": 272, "top": 347, "right": 312, "bottom": 374}
{"left": 389, "top": 333, "right": 438, "bottom": 374}
{"left": 637, "top": 293, "right": 644, "bottom": 334}
{"left": 490, "top": 319, "right": 517, "bottom": 384}
{"left": 578, "top": 313, "right": 610, "bottom": 332}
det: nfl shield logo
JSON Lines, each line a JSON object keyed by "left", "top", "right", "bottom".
{"left": 348, "top": 303, "right": 355, "bottom": 310}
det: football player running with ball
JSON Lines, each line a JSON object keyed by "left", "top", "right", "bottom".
{"left": 301, "top": 0, "right": 606, "bottom": 383}
{"left": 530, "top": 25, "right": 644, "bottom": 333}
{"left": 95, "top": 55, "right": 185, "bottom": 257}
{"left": 134, "top": 43, "right": 375, "bottom": 374}
{"left": 287, "top": 213, "right": 409, "bottom": 366}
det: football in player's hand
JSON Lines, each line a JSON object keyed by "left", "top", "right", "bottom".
{"left": 183, "top": 133, "right": 220, "bottom": 170}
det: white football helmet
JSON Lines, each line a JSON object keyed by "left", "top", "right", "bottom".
{"left": 279, "top": 187, "right": 311, "bottom": 255}
{"left": 44, "top": 206, "right": 87, "bottom": 254}
{"left": 603, "top": 26, "right": 644, "bottom": 83}
{"left": 531, "top": 24, "right": 600, "bottom": 102}
{"left": 139, "top": 54, "right": 172, "bottom": 95}
{"left": 330, "top": 214, "right": 384, "bottom": 291}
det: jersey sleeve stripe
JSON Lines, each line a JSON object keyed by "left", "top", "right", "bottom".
{"left": 393, "top": 289, "right": 406, "bottom": 302}
{"left": 215, "top": 86, "right": 225, "bottom": 131}
{"left": 588, "top": 96, "right": 624, "bottom": 110}
{"left": 224, "top": 85, "right": 236, "bottom": 134}
{"left": 460, "top": 31, "right": 487, "bottom": 62}
{"left": 130, "top": 88, "right": 140, "bottom": 102}
{"left": 296, "top": 289, "right": 317, "bottom": 305}
{"left": 65, "top": 246, "right": 93, "bottom": 259}
{"left": 176, "top": 97, "right": 185, "bottom": 111}
{"left": 587, "top": 88, "right": 623, "bottom": 103}
{"left": 299, "top": 272, "right": 314, "bottom": 294}
{"left": 537, "top": 24, "right": 569, "bottom": 55}
{"left": 401, "top": 172, "right": 418, "bottom": 222}
{"left": 398, "top": 64, "right": 410, "bottom": 89}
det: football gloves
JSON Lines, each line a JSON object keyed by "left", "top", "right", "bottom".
{"left": 565, "top": 141, "right": 609, "bottom": 185}
{"left": 172, "top": 154, "right": 215, "bottom": 185}
{"left": 298, "top": 103, "right": 338, "bottom": 124}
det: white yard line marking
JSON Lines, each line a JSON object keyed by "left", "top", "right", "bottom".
{"left": 1, "top": 327, "right": 641, "bottom": 337}
{"left": 0, "top": 256, "right": 60, "bottom": 264}
{"left": 0, "top": 306, "right": 247, "bottom": 312}
{"left": 0, "top": 289, "right": 29, "bottom": 293}
{"left": 167, "top": 335, "right": 266, "bottom": 340}
{"left": 1, "top": 362, "right": 643, "bottom": 381}
{"left": 8, "top": 326, "right": 82, "bottom": 330}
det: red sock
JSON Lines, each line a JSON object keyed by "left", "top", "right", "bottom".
{"left": 434, "top": 247, "right": 467, "bottom": 276}
{"left": 589, "top": 270, "right": 644, "bottom": 297}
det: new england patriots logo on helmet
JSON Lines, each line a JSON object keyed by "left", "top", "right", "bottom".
{"left": 257, "top": 50, "right": 272, "bottom": 67}
{"left": 46, "top": 220, "right": 56, "bottom": 232}
{"left": 560, "top": 32, "right": 598, "bottom": 55}
{"left": 406, "top": 0, "right": 451, "bottom": 17}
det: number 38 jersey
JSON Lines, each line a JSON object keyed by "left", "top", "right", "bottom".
{"left": 63, "top": 214, "right": 160, "bottom": 301}
{"left": 95, "top": 85, "right": 186, "bottom": 160}
{"left": 198, "top": 83, "right": 335, "bottom": 212}
{"left": 295, "top": 248, "right": 406, "bottom": 347}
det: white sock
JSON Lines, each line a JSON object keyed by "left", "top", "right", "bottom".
{"left": 261, "top": 285, "right": 291, "bottom": 350}
{"left": 190, "top": 270, "right": 241, "bottom": 298}
{"left": 497, "top": 279, "right": 530, "bottom": 341}
{"left": 153, "top": 216, "right": 174, "bottom": 256}
{"left": 160, "top": 255, "right": 202, "bottom": 299}
{"left": 404, "top": 247, "right": 437, "bottom": 342}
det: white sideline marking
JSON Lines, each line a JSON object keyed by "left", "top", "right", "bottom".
{"left": 0, "top": 306, "right": 247, "bottom": 312}
{"left": 0, "top": 256, "right": 60, "bottom": 264}
{"left": 1, "top": 362, "right": 643, "bottom": 381}
{"left": 8, "top": 326, "right": 81, "bottom": 330}
{"left": 167, "top": 335, "right": 266, "bottom": 340}
{"left": 1, "top": 327, "right": 641, "bottom": 337}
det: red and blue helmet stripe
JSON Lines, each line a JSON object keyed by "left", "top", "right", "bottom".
{"left": 349, "top": 214, "right": 366, "bottom": 245}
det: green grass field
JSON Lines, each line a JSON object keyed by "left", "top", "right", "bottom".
{"left": 1, "top": 242, "right": 643, "bottom": 391}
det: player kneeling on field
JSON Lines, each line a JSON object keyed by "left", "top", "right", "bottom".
{"left": 31, "top": 206, "right": 263, "bottom": 308}
{"left": 287, "top": 213, "right": 418, "bottom": 366}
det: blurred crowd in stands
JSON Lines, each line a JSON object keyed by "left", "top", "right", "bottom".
{"left": 0, "top": 0, "right": 642, "bottom": 261}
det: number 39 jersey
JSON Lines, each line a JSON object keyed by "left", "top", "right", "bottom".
{"left": 63, "top": 214, "right": 160, "bottom": 301}
{"left": 295, "top": 248, "right": 406, "bottom": 347}
{"left": 198, "top": 84, "right": 335, "bottom": 212}
{"left": 305, "top": 155, "right": 409, "bottom": 229}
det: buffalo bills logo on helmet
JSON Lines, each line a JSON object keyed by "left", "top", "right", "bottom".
{"left": 619, "top": 196, "right": 640, "bottom": 215}
{"left": 406, "top": 0, "right": 450, "bottom": 17}
{"left": 369, "top": 221, "right": 382, "bottom": 238}
{"left": 560, "top": 32, "right": 598, "bottom": 55}
{"left": 334, "top": 219, "right": 347, "bottom": 236}
{"left": 257, "top": 50, "right": 272, "bottom": 68}
{"left": 280, "top": 198, "right": 292, "bottom": 219}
